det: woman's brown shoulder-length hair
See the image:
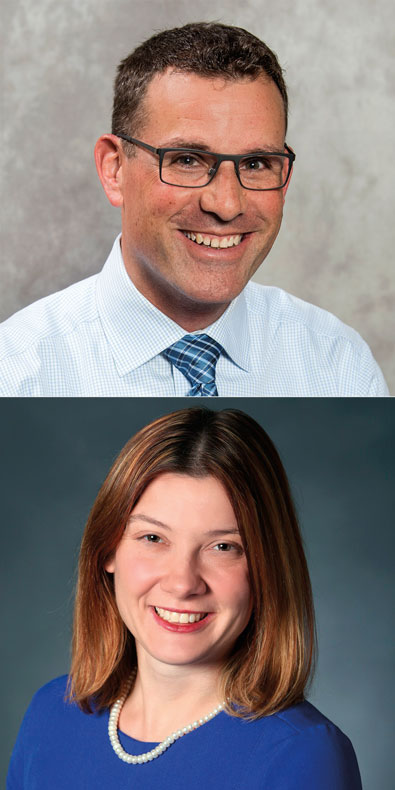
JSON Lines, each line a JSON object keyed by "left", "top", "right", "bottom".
{"left": 69, "top": 407, "right": 316, "bottom": 718}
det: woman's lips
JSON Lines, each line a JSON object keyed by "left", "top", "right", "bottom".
{"left": 155, "top": 606, "right": 207, "bottom": 624}
{"left": 151, "top": 606, "right": 214, "bottom": 633}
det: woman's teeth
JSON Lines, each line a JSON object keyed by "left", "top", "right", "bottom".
{"left": 155, "top": 607, "right": 207, "bottom": 624}
{"left": 183, "top": 231, "right": 243, "bottom": 248}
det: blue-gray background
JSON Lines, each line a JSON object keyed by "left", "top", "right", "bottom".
{"left": 2, "top": 0, "right": 394, "bottom": 391}
{"left": 1, "top": 398, "right": 394, "bottom": 788}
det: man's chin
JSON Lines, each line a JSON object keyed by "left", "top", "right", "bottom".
{"left": 175, "top": 278, "right": 246, "bottom": 309}
{"left": 154, "top": 280, "right": 243, "bottom": 330}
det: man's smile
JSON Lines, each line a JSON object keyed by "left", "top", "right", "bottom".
{"left": 178, "top": 229, "right": 254, "bottom": 261}
{"left": 182, "top": 231, "right": 244, "bottom": 248}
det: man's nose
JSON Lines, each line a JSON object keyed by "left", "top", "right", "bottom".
{"left": 198, "top": 161, "right": 246, "bottom": 221}
{"left": 160, "top": 553, "right": 207, "bottom": 598}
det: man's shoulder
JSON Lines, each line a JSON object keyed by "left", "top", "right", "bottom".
{"left": 0, "top": 274, "right": 99, "bottom": 361}
{"left": 244, "top": 282, "right": 367, "bottom": 347}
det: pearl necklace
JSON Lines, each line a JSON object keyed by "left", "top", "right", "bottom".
{"left": 108, "top": 678, "right": 225, "bottom": 764}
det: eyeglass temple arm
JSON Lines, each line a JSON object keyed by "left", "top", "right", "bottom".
{"left": 117, "top": 134, "right": 159, "bottom": 155}
{"left": 284, "top": 143, "right": 295, "bottom": 161}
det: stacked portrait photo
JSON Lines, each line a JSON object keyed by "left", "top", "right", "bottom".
{"left": 1, "top": 9, "right": 394, "bottom": 790}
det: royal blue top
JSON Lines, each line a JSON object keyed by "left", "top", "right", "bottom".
{"left": 7, "top": 676, "right": 362, "bottom": 789}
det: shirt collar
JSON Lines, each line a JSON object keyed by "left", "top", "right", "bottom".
{"left": 96, "top": 235, "right": 250, "bottom": 376}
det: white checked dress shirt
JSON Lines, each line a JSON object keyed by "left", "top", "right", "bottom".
{"left": 0, "top": 236, "right": 388, "bottom": 396}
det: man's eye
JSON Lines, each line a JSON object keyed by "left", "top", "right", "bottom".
{"left": 172, "top": 154, "right": 201, "bottom": 167}
{"left": 242, "top": 157, "right": 270, "bottom": 171}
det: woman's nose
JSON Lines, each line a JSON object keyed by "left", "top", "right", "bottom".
{"left": 160, "top": 553, "right": 207, "bottom": 598}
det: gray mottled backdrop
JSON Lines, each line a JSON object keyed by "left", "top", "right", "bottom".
{"left": 1, "top": 398, "right": 394, "bottom": 788}
{"left": 1, "top": 0, "right": 394, "bottom": 391}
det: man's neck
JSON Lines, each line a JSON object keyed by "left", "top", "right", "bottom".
{"left": 124, "top": 263, "right": 231, "bottom": 331}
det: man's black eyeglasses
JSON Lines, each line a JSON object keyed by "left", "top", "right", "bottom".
{"left": 116, "top": 134, "right": 295, "bottom": 191}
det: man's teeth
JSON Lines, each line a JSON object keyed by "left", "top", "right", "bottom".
{"left": 183, "top": 231, "right": 243, "bottom": 248}
{"left": 155, "top": 607, "right": 207, "bottom": 624}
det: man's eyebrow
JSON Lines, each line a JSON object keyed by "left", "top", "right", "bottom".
{"left": 159, "top": 138, "right": 213, "bottom": 151}
{"left": 160, "top": 137, "right": 285, "bottom": 154}
{"left": 241, "top": 146, "right": 285, "bottom": 155}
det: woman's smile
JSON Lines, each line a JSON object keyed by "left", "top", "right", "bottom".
{"left": 153, "top": 607, "right": 209, "bottom": 623}
{"left": 152, "top": 605, "right": 215, "bottom": 633}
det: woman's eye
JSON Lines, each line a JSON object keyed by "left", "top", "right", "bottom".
{"left": 214, "top": 542, "right": 234, "bottom": 552}
{"left": 142, "top": 534, "right": 162, "bottom": 543}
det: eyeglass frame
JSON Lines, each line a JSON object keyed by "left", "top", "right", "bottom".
{"left": 116, "top": 133, "right": 295, "bottom": 191}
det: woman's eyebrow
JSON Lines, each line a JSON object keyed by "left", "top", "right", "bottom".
{"left": 202, "top": 529, "right": 241, "bottom": 537}
{"left": 128, "top": 514, "right": 171, "bottom": 530}
{"left": 128, "top": 516, "right": 240, "bottom": 537}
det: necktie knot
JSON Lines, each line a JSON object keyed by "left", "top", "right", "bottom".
{"left": 163, "top": 333, "right": 223, "bottom": 396}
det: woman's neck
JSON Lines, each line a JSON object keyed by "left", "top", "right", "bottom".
{"left": 118, "top": 655, "right": 224, "bottom": 742}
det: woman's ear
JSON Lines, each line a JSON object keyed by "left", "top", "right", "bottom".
{"left": 104, "top": 556, "right": 115, "bottom": 573}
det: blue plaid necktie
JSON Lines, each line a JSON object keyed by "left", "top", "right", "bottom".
{"left": 163, "top": 334, "right": 223, "bottom": 396}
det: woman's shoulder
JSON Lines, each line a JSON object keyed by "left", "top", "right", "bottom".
{"left": 24, "top": 675, "right": 71, "bottom": 718}
{"left": 8, "top": 677, "right": 106, "bottom": 789}
{"left": 235, "top": 699, "right": 356, "bottom": 753}
{"left": 272, "top": 699, "right": 349, "bottom": 738}
{"left": 30, "top": 674, "right": 69, "bottom": 701}
{"left": 226, "top": 699, "right": 348, "bottom": 737}
{"left": 17, "top": 675, "right": 89, "bottom": 742}
{"left": 224, "top": 701, "right": 362, "bottom": 789}
{"left": 9, "top": 677, "right": 106, "bottom": 768}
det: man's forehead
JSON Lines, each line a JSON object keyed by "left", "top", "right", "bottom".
{"left": 138, "top": 69, "right": 286, "bottom": 148}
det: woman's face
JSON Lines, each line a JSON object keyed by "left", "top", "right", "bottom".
{"left": 105, "top": 473, "right": 252, "bottom": 670}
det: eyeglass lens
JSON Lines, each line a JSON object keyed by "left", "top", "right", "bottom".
{"left": 161, "top": 150, "right": 289, "bottom": 189}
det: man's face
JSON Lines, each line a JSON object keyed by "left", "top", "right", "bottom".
{"left": 118, "top": 70, "right": 290, "bottom": 325}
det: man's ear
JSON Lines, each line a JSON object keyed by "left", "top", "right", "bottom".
{"left": 281, "top": 147, "right": 294, "bottom": 204}
{"left": 94, "top": 134, "right": 125, "bottom": 207}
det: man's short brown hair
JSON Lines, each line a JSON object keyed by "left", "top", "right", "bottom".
{"left": 112, "top": 22, "right": 288, "bottom": 147}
